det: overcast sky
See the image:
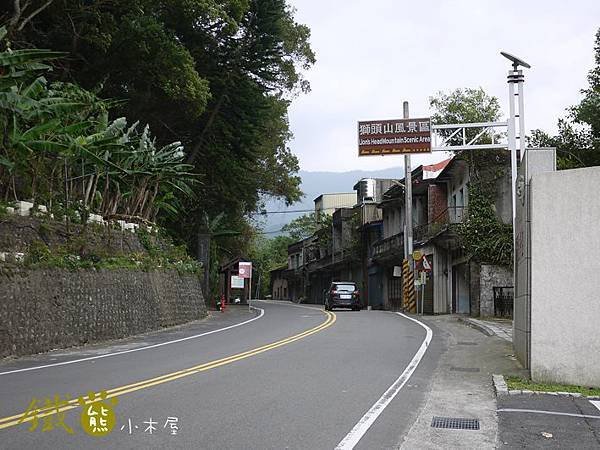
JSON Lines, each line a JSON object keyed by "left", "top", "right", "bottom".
{"left": 287, "top": 0, "right": 600, "bottom": 173}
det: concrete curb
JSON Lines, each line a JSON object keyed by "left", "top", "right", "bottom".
{"left": 493, "top": 374, "right": 509, "bottom": 396}
{"left": 492, "top": 374, "right": 600, "bottom": 400}
{"left": 459, "top": 317, "right": 495, "bottom": 336}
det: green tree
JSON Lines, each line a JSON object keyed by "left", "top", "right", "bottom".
{"left": 1, "top": 0, "right": 314, "bottom": 255}
{"left": 0, "top": 29, "right": 197, "bottom": 222}
{"left": 430, "top": 87, "right": 501, "bottom": 146}
{"left": 530, "top": 28, "right": 600, "bottom": 170}
{"left": 430, "top": 87, "right": 501, "bottom": 124}
{"left": 248, "top": 233, "right": 294, "bottom": 297}
{"left": 430, "top": 87, "right": 512, "bottom": 266}
{"left": 282, "top": 212, "right": 332, "bottom": 241}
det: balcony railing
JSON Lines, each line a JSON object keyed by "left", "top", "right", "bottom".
{"left": 372, "top": 232, "right": 404, "bottom": 259}
{"left": 414, "top": 206, "right": 467, "bottom": 242}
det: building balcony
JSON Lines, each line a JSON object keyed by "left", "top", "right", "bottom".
{"left": 372, "top": 232, "right": 404, "bottom": 260}
{"left": 414, "top": 206, "right": 467, "bottom": 243}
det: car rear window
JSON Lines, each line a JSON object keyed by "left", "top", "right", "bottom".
{"left": 334, "top": 284, "right": 355, "bottom": 292}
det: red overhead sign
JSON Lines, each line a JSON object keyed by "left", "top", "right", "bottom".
{"left": 358, "top": 118, "right": 432, "bottom": 156}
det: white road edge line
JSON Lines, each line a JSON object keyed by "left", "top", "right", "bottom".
{"left": 591, "top": 400, "right": 600, "bottom": 413}
{"left": 335, "top": 312, "right": 433, "bottom": 450}
{"left": 497, "top": 408, "right": 600, "bottom": 420}
{"left": 0, "top": 308, "right": 265, "bottom": 376}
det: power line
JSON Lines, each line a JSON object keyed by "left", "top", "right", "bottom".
{"left": 250, "top": 206, "right": 340, "bottom": 215}
{"left": 257, "top": 228, "right": 287, "bottom": 235}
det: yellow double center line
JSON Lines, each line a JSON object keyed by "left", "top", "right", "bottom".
{"left": 0, "top": 307, "right": 336, "bottom": 431}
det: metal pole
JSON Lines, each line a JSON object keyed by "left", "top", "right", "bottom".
{"left": 403, "top": 102, "right": 413, "bottom": 264}
{"left": 332, "top": 220, "right": 334, "bottom": 266}
{"left": 517, "top": 79, "right": 526, "bottom": 162}
{"left": 248, "top": 269, "right": 252, "bottom": 311}
{"left": 507, "top": 74, "right": 517, "bottom": 228}
{"left": 256, "top": 272, "right": 261, "bottom": 299}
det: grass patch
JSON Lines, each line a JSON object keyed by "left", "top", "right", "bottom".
{"left": 22, "top": 238, "right": 202, "bottom": 276}
{"left": 505, "top": 375, "right": 600, "bottom": 396}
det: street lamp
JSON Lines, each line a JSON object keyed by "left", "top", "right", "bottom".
{"left": 501, "top": 51, "right": 530, "bottom": 329}
{"left": 501, "top": 51, "right": 530, "bottom": 226}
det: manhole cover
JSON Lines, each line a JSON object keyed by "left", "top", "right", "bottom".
{"left": 457, "top": 341, "right": 478, "bottom": 346}
{"left": 431, "top": 416, "right": 480, "bottom": 430}
{"left": 450, "top": 366, "right": 480, "bottom": 373}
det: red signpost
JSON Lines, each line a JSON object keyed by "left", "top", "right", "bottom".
{"left": 357, "top": 118, "right": 432, "bottom": 156}
{"left": 238, "top": 261, "right": 252, "bottom": 307}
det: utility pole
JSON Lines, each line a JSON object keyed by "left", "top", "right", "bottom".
{"left": 403, "top": 101, "right": 413, "bottom": 267}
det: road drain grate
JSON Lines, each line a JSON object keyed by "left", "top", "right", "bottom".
{"left": 450, "top": 366, "right": 480, "bottom": 373}
{"left": 431, "top": 416, "right": 480, "bottom": 430}
{"left": 457, "top": 341, "right": 478, "bottom": 346}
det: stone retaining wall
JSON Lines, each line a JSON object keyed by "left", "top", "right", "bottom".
{"left": 479, "top": 264, "right": 512, "bottom": 317}
{"left": 0, "top": 268, "right": 206, "bottom": 357}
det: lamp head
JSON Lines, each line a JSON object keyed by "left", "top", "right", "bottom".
{"left": 500, "top": 51, "right": 531, "bottom": 71}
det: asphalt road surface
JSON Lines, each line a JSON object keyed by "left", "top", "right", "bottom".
{"left": 0, "top": 301, "right": 440, "bottom": 449}
{"left": 498, "top": 393, "right": 600, "bottom": 448}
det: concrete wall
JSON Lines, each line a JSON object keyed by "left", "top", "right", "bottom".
{"left": 530, "top": 166, "right": 600, "bottom": 386}
{"left": 382, "top": 206, "right": 403, "bottom": 238}
{"left": 315, "top": 193, "right": 356, "bottom": 216}
{"left": 272, "top": 276, "right": 288, "bottom": 300}
{"left": 0, "top": 268, "right": 206, "bottom": 358}
{"left": 514, "top": 148, "right": 557, "bottom": 368}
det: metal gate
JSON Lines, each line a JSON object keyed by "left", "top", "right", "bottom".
{"left": 493, "top": 286, "right": 514, "bottom": 318}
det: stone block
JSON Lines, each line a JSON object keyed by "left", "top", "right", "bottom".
{"left": 15, "top": 201, "right": 34, "bottom": 216}
{"left": 88, "top": 214, "right": 104, "bottom": 224}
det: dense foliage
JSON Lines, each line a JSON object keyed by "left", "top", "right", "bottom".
{"left": 24, "top": 227, "right": 202, "bottom": 274}
{"left": 0, "top": 27, "right": 197, "bottom": 223}
{"left": 430, "top": 87, "right": 501, "bottom": 145}
{"left": 281, "top": 212, "right": 331, "bottom": 241}
{"left": 430, "top": 88, "right": 512, "bottom": 266}
{"left": 1, "top": 1, "right": 314, "bottom": 257}
{"left": 248, "top": 233, "right": 294, "bottom": 297}
{"left": 530, "top": 28, "right": 600, "bottom": 170}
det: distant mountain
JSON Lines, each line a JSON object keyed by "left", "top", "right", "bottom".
{"left": 261, "top": 166, "right": 403, "bottom": 235}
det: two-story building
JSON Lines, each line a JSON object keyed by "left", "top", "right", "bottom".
{"left": 279, "top": 178, "right": 398, "bottom": 306}
{"left": 372, "top": 159, "right": 451, "bottom": 312}
{"left": 373, "top": 154, "right": 513, "bottom": 316}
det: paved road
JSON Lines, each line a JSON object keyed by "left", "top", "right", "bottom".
{"left": 498, "top": 393, "right": 600, "bottom": 448}
{"left": 0, "top": 301, "right": 439, "bottom": 449}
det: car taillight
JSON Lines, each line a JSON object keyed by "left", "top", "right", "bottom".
{"left": 330, "top": 290, "right": 337, "bottom": 295}
{"left": 354, "top": 290, "right": 360, "bottom": 297}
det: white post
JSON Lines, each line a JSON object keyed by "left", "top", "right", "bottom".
{"left": 508, "top": 76, "right": 517, "bottom": 226}
{"left": 517, "top": 79, "right": 526, "bottom": 162}
{"left": 507, "top": 67, "right": 525, "bottom": 294}
{"left": 248, "top": 270, "right": 252, "bottom": 311}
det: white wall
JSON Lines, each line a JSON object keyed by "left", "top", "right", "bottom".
{"left": 316, "top": 193, "right": 356, "bottom": 215}
{"left": 382, "top": 205, "right": 403, "bottom": 238}
{"left": 530, "top": 167, "right": 600, "bottom": 387}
